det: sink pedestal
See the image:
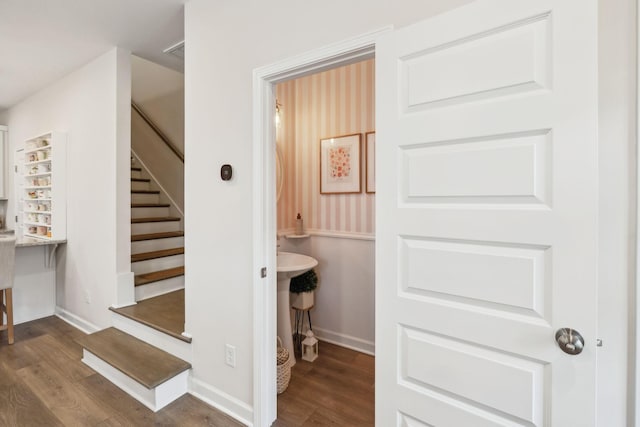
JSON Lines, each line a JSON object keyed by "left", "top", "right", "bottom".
{"left": 277, "top": 279, "right": 296, "bottom": 365}
{"left": 276, "top": 251, "right": 318, "bottom": 367}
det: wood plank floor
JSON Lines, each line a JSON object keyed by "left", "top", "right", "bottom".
{"left": 0, "top": 316, "right": 242, "bottom": 426}
{"left": 1, "top": 316, "right": 374, "bottom": 426}
{"left": 275, "top": 341, "right": 375, "bottom": 426}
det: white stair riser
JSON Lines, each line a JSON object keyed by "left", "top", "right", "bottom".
{"left": 132, "top": 236, "right": 184, "bottom": 255}
{"left": 131, "top": 206, "right": 170, "bottom": 218}
{"left": 131, "top": 170, "right": 142, "bottom": 179}
{"left": 131, "top": 193, "right": 160, "bottom": 204}
{"left": 111, "top": 311, "right": 192, "bottom": 362}
{"left": 136, "top": 275, "right": 185, "bottom": 301}
{"left": 132, "top": 254, "right": 185, "bottom": 275}
{"left": 131, "top": 181, "right": 151, "bottom": 191}
{"left": 131, "top": 221, "right": 180, "bottom": 235}
{"left": 82, "top": 350, "right": 189, "bottom": 412}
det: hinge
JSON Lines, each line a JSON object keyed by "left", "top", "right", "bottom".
{"left": 260, "top": 267, "right": 267, "bottom": 278}
{"left": 14, "top": 165, "right": 17, "bottom": 173}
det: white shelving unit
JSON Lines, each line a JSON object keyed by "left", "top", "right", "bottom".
{"left": 19, "top": 132, "right": 66, "bottom": 240}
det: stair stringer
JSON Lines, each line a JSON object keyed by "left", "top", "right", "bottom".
{"left": 131, "top": 150, "right": 184, "bottom": 220}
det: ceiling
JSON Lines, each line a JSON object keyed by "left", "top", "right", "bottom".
{"left": 0, "top": 0, "right": 185, "bottom": 110}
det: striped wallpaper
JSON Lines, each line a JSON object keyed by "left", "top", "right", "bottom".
{"left": 276, "top": 59, "right": 375, "bottom": 235}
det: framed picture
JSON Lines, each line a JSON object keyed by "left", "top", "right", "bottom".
{"left": 365, "top": 131, "right": 375, "bottom": 193}
{"left": 320, "top": 133, "right": 361, "bottom": 194}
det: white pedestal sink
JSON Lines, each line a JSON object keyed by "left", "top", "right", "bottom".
{"left": 276, "top": 252, "right": 318, "bottom": 365}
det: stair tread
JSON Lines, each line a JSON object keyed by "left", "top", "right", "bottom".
{"left": 135, "top": 266, "right": 185, "bottom": 286}
{"left": 131, "top": 178, "right": 151, "bottom": 182}
{"left": 131, "top": 217, "right": 181, "bottom": 223}
{"left": 76, "top": 327, "right": 191, "bottom": 389}
{"left": 132, "top": 247, "right": 184, "bottom": 262}
{"left": 131, "top": 203, "right": 171, "bottom": 208}
{"left": 131, "top": 190, "right": 160, "bottom": 194}
{"left": 131, "top": 167, "right": 142, "bottom": 171}
{"left": 131, "top": 231, "right": 184, "bottom": 241}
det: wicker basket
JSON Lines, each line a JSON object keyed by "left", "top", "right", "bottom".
{"left": 276, "top": 337, "right": 291, "bottom": 394}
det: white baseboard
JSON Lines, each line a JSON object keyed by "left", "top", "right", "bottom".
{"left": 189, "top": 376, "right": 253, "bottom": 426}
{"left": 55, "top": 306, "right": 101, "bottom": 334}
{"left": 312, "top": 327, "right": 375, "bottom": 356}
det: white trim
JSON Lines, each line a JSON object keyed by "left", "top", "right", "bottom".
{"left": 131, "top": 150, "right": 184, "bottom": 218}
{"left": 313, "top": 326, "right": 375, "bottom": 356}
{"left": 308, "top": 229, "right": 374, "bottom": 241}
{"left": 627, "top": 0, "right": 640, "bottom": 426}
{"left": 115, "top": 271, "right": 135, "bottom": 308}
{"left": 252, "top": 26, "right": 389, "bottom": 427}
{"left": 189, "top": 376, "right": 254, "bottom": 427}
{"left": 55, "top": 306, "right": 101, "bottom": 334}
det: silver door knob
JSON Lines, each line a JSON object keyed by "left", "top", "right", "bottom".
{"left": 555, "top": 328, "right": 584, "bottom": 355}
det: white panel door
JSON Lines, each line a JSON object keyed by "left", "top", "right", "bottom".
{"left": 376, "top": 1, "right": 598, "bottom": 426}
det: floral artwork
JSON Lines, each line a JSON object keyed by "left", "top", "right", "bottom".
{"left": 320, "top": 134, "right": 361, "bottom": 194}
{"left": 328, "top": 146, "right": 352, "bottom": 180}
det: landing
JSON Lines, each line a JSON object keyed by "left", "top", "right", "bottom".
{"left": 110, "top": 290, "right": 189, "bottom": 343}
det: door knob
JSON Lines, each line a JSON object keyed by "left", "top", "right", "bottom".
{"left": 555, "top": 328, "right": 584, "bottom": 355}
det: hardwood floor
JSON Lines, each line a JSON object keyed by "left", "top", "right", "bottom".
{"left": 0, "top": 316, "right": 374, "bottom": 426}
{"left": 275, "top": 342, "right": 375, "bottom": 426}
{"left": 0, "top": 316, "right": 241, "bottom": 427}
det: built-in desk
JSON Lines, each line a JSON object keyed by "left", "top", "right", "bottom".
{"left": 1, "top": 230, "right": 67, "bottom": 324}
{"left": 16, "top": 235, "right": 66, "bottom": 268}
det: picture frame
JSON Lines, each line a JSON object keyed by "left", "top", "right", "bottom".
{"left": 320, "top": 133, "right": 361, "bottom": 194}
{"left": 365, "top": 131, "right": 375, "bottom": 193}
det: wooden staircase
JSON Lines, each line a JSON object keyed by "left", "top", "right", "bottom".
{"left": 76, "top": 162, "right": 190, "bottom": 413}
{"left": 130, "top": 165, "right": 185, "bottom": 301}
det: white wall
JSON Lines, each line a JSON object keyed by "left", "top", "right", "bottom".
{"left": 131, "top": 55, "right": 185, "bottom": 211}
{"left": 184, "top": 0, "right": 473, "bottom": 418}
{"left": 6, "top": 48, "right": 132, "bottom": 330}
{"left": 132, "top": 55, "right": 184, "bottom": 153}
{"left": 279, "top": 235, "right": 375, "bottom": 353}
{"left": 597, "top": 0, "right": 636, "bottom": 424}
{"left": 13, "top": 246, "right": 56, "bottom": 324}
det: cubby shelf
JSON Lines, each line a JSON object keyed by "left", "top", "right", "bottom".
{"left": 18, "top": 132, "right": 66, "bottom": 241}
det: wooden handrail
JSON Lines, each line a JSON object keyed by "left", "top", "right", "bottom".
{"left": 131, "top": 101, "right": 184, "bottom": 163}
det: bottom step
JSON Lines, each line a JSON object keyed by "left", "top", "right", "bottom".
{"left": 76, "top": 327, "right": 191, "bottom": 411}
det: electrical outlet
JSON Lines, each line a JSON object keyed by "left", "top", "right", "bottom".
{"left": 225, "top": 344, "right": 236, "bottom": 368}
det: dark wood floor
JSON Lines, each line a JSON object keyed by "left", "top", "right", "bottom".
{"left": 0, "top": 316, "right": 374, "bottom": 426}
{"left": 275, "top": 342, "right": 375, "bottom": 426}
{"left": 0, "top": 316, "right": 241, "bottom": 426}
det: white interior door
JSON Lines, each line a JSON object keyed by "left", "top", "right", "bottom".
{"left": 375, "top": 1, "right": 598, "bottom": 426}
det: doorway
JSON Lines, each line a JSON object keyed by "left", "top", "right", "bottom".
{"left": 252, "top": 30, "right": 385, "bottom": 427}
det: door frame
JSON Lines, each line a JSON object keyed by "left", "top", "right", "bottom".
{"left": 251, "top": 27, "right": 388, "bottom": 427}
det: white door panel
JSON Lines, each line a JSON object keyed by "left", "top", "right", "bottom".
{"left": 376, "top": 0, "right": 597, "bottom": 426}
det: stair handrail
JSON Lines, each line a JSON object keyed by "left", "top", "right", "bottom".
{"left": 131, "top": 101, "right": 184, "bottom": 163}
